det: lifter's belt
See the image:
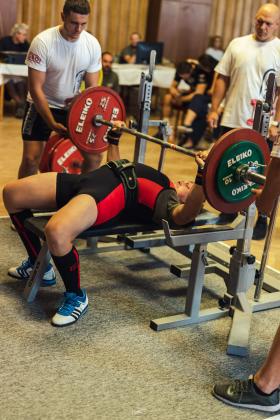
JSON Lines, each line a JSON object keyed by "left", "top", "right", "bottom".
{"left": 107, "top": 159, "right": 138, "bottom": 210}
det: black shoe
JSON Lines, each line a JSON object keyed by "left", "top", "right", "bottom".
{"left": 216, "top": 212, "right": 238, "bottom": 225}
{"left": 213, "top": 377, "right": 280, "bottom": 412}
{"left": 154, "top": 130, "right": 164, "bottom": 140}
{"left": 252, "top": 215, "right": 268, "bottom": 240}
{"left": 177, "top": 134, "right": 194, "bottom": 148}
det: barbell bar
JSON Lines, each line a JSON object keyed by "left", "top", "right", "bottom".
{"left": 93, "top": 115, "right": 198, "bottom": 159}
{"left": 66, "top": 87, "right": 271, "bottom": 214}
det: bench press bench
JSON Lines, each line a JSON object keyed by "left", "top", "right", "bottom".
{"left": 23, "top": 210, "right": 221, "bottom": 303}
{"left": 22, "top": 205, "right": 280, "bottom": 356}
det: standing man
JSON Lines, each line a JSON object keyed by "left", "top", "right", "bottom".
{"left": 208, "top": 3, "right": 280, "bottom": 238}
{"left": 101, "top": 51, "right": 119, "bottom": 93}
{"left": 20, "top": 0, "right": 102, "bottom": 178}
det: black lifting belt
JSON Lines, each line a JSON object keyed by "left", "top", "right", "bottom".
{"left": 107, "top": 159, "right": 138, "bottom": 210}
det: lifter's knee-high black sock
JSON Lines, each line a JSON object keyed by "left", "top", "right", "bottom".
{"left": 10, "top": 209, "right": 41, "bottom": 264}
{"left": 51, "top": 247, "right": 82, "bottom": 296}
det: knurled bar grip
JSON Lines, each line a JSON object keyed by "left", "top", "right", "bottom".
{"left": 93, "top": 116, "right": 199, "bottom": 160}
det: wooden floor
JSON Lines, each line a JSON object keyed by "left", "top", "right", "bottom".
{"left": 1, "top": 116, "right": 280, "bottom": 272}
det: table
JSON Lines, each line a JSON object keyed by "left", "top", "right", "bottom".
{"left": 0, "top": 63, "right": 28, "bottom": 120}
{"left": 0, "top": 63, "right": 176, "bottom": 120}
{"left": 112, "top": 64, "right": 175, "bottom": 88}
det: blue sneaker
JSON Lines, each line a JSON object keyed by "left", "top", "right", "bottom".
{"left": 51, "top": 289, "right": 88, "bottom": 327}
{"left": 8, "top": 257, "right": 56, "bottom": 287}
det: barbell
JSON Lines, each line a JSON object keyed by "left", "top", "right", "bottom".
{"left": 42, "top": 87, "right": 271, "bottom": 214}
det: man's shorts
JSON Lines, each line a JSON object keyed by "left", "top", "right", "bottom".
{"left": 22, "top": 102, "right": 67, "bottom": 141}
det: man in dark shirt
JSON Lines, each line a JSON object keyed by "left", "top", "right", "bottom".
{"left": 3, "top": 122, "right": 205, "bottom": 327}
{"left": 101, "top": 51, "right": 119, "bottom": 93}
{"left": 119, "top": 32, "right": 141, "bottom": 64}
{"left": 0, "top": 23, "right": 29, "bottom": 118}
{"left": 160, "top": 56, "right": 216, "bottom": 147}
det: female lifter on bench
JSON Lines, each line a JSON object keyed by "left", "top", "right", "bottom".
{"left": 3, "top": 122, "right": 206, "bottom": 327}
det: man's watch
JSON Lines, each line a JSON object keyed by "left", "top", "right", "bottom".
{"left": 270, "top": 121, "right": 280, "bottom": 128}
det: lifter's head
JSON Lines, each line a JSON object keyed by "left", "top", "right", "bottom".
{"left": 254, "top": 3, "right": 280, "bottom": 42}
{"left": 174, "top": 181, "right": 194, "bottom": 204}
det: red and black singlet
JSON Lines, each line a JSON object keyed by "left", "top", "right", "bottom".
{"left": 56, "top": 162, "right": 179, "bottom": 228}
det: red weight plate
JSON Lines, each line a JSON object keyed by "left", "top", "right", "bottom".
{"left": 203, "top": 128, "right": 270, "bottom": 213}
{"left": 39, "top": 134, "right": 63, "bottom": 172}
{"left": 67, "top": 86, "right": 126, "bottom": 154}
{"left": 50, "top": 138, "right": 84, "bottom": 174}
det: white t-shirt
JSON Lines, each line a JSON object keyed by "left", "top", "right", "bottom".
{"left": 205, "top": 47, "right": 223, "bottom": 62}
{"left": 25, "top": 26, "right": 102, "bottom": 108}
{"left": 215, "top": 34, "right": 280, "bottom": 128}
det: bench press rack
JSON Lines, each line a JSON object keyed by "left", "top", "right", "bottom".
{"left": 22, "top": 201, "right": 280, "bottom": 357}
{"left": 17, "top": 55, "right": 280, "bottom": 357}
{"left": 149, "top": 202, "right": 280, "bottom": 356}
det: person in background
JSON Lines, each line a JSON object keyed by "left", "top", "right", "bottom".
{"left": 19, "top": 0, "right": 102, "bottom": 180}
{"left": 205, "top": 35, "right": 224, "bottom": 62}
{"left": 159, "top": 56, "right": 216, "bottom": 149}
{"left": 118, "top": 32, "right": 142, "bottom": 119}
{"left": 101, "top": 51, "right": 119, "bottom": 93}
{"left": 208, "top": 2, "right": 280, "bottom": 235}
{"left": 3, "top": 122, "right": 206, "bottom": 327}
{"left": 119, "top": 32, "right": 141, "bottom": 64}
{"left": 0, "top": 23, "right": 29, "bottom": 118}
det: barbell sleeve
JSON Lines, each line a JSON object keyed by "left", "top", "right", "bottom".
{"left": 245, "top": 171, "right": 266, "bottom": 185}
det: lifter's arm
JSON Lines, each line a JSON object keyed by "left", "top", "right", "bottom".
{"left": 171, "top": 185, "right": 205, "bottom": 225}
{"left": 106, "top": 121, "right": 125, "bottom": 161}
{"left": 28, "top": 68, "right": 67, "bottom": 136}
{"left": 171, "top": 151, "right": 206, "bottom": 225}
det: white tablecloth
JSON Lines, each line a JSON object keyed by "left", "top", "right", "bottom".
{"left": 112, "top": 64, "right": 175, "bottom": 88}
{"left": 0, "top": 63, "right": 175, "bottom": 89}
{"left": 0, "top": 63, "right": 28, "bottom": 85}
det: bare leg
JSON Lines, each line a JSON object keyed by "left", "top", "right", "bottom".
{"left": 18, "top": 141, "right": 46, "bottom": 178}
{"left": 45, "top": 194, "right": 98, "bottom": 256}
{"left": 162, "top": 93, "right": 173, "bottom": 120}
{"left": 5, "top": 80, "right": 22, "bottom": 105}
{"left": 183, "top": 109, "right": 197, "bottom": 126}
{"left": 254, "top": 324, "right": 280, "bottom": 393}
{"left": 3, "top": 172, "right": 58, "bottom": 212}
{"left": 81, "top": 151, "right": 103, "bottom": 173}
{"left": 15, "top": 81, "right": 27, "bottom": 103}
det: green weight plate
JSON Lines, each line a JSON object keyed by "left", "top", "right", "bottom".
{"left": 203, "top": 128, "right": 271, "bottom": 214}
{"left": 216, "top": 141, "right": 265, "bottom": 202}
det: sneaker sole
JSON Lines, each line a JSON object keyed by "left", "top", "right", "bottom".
{"left": 8, "top": 271, "right": 56, "bottom": 286}
{"left": 212, "top": 389, "right": 280, "bottom": 412}
{"left": 8, "top": 272, "right": 28, "bottom": 280}
{"left": 51, "top": 305, "right": 88, "bottom": 328}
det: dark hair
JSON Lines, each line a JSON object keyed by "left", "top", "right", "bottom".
{"left": 209, "top": 35, "right": 222, "bottom": 48}
{"left": 176, "top": 61, "right": 193, "bottom": 75}
{"left": 198, "top": 54, "right": 218, "bottom": 73}
{"left": 102, "top": 51, "right": 113, "bottom": 59}
{"left": 63, "top": 0, "right": 90, "bottom": 15}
